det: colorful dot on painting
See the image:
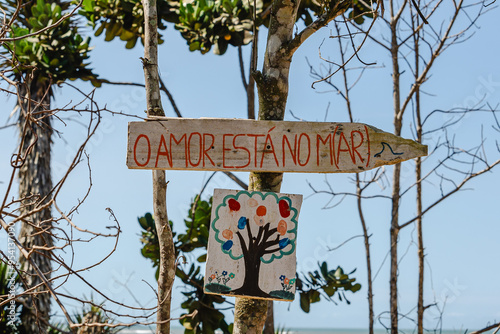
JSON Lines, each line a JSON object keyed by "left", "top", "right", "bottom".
{"left": 247, "top": 198, "right": 258, "bottom": 207}
{"left": 256, "top": 205, "right": 267, "bottom": 216}
{"left": 279, "top": 199, "right": 291, "bottom": 218}
{"left": 228, "top": 198, "right": 241, "bottom": 211}
{"left": 222, "top": 240, "right": 233, "bottom": 251}
{"left": 279, "top": 238, "right": 290, "bottom": 249}
{"left": 222, "top": 229, "right": 233, "bottom": 240}
{"left": 277, "top": 220, "right": 287, "bottom": 235}
{"left": 253, "top": 215, "right": 265, "bottom": 226}
{"left": 237, "top": 216, "right": 248, "bottom": 229}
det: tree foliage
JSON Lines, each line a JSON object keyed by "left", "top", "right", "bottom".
{"left": 2, "top": 0, "right": 98, "bottom": 85}
{"left": 80, "top": 0, "right": 373, "bottom": 54}
{"left": 176, "top": 0, "right": 254, "bottom": 54}
{"left": 297, "top": 262, "right": 361, "bottom": 313}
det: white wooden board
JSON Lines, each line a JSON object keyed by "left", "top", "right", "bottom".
{"left": 127, "top": 118, "right": 427, "bottom": 173}
{"left": 204, "top": 189, "right": 303, "bottom": 301}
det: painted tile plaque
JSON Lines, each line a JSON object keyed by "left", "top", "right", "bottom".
{"left": 204, "top": 189, "right": 303, "bottom": 301}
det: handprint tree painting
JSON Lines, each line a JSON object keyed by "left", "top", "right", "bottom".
{"left": 205, "top": 189, "right": 302, "bottom": 301}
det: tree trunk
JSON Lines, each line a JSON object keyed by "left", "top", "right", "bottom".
{"left": 416, "top": 148, "right": 424, "bottom": 334}
{"left": 232, "top": 0, "right": 297, "bottom": 329}
{"left": 389, "top": 0, "right": 402, "bottom": 329}
{"left": 263, "top": 301, "right": 274, "bottom": 334}
{"left": 414, "top": 14, "right": 424, "bottom": 332}
{"left": 247, "top": 30, "right": 258, "bottom": 120}
{"left": 152, "top": 169, "right": 175, "bottom": 334}
{"left": 17, "top": 79, "right": 53, "bottom": 333}
{"left": 233, "top": 297, "right": 269, "bottom": 334}
{"left": 389, "top": 182, "right": 400, "bottom": 333}
{"left": 142, "top": 0, "right": 176, "bottom": 332}
{"left": 356, "top": 175, "right": 374, "bottom": 334}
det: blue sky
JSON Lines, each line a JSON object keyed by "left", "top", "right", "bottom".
{"left": 1, "top": 3, "right": 499, "bottom": 332}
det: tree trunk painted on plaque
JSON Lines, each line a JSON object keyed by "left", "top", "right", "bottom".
{"left": 231, "top": 214, "right": 292, "bottom": 297}
{"left": 17, "top": 78, "right": 53, "bottom": 333}
{"left": 232, "top": 0, "right": 352, "bottom": 331}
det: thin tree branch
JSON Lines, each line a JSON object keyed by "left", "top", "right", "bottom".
{"left": 400, "top": 159, "right": 500, "bottom": 229}
{"left": 238, "top": 46, "right": 248, "bottom": 90}
{"left": 471, "top": 322, "right": 500, "bottom": 334}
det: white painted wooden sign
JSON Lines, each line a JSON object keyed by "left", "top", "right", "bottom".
{"left": 127, "top": 118, "right": 427, "bottom": 173}
{"left": 204, "top": 189, "right": 303, "bottom": 301}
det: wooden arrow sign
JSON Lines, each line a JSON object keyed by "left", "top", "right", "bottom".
{"left": 127, "top": 118, "right": 427, "bottom": 173}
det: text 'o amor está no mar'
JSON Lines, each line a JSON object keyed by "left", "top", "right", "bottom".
{"left": 127, "top": 119, "right": 427, "bottom": 173}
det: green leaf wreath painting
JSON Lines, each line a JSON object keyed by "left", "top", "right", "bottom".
{"left": 204, "top": 189, "right": 302, "bottom": 301}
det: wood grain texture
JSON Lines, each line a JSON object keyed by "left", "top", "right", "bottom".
{"left": 127, "top": 118, "right": 428, "bottom": 173}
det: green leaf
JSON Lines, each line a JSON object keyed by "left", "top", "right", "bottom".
{"left": 138, "top": 216, "right": 149, "bottom": 230}
{"left": 90, "top": 79, "right": 102, "bottom": 88}
{"left": 222, "top": 0, "right": 233, "bottom": 13}
{"left": 145, "top": 213, "right": 155, "bottom": 228}
{"left": 354, "top": 15, "right": 365, "bottom": 24}
{"left": 31, "top": 4, "right": 41, "bottom": 17}
{"left": 194, "top": 208, "right": 207, "bottom": 221}
{"left": 28, "top": 17, "right": 40, "bottom": 29}
{"left": 83, "top": 0, "right": 94, "bottom": 12}
{"left": 200, "top": 225, "right": 209, "bottom": 238}
{"left": 104, "top": 25, "right": 115, "bottom": 41}
{"left": 36, "top": 0, "right": 45, "bottom": 12}
{"left": 42, "top": 53, "right": 50, "bottom": 66}
{"left": 310, "top": 289, "right": 321, "bottom": 303}
{"left": 120, "top": 29, "right": 135, "bottom": 41}
{"left": 351, "top": 283, "right": 362, "bottom": 292}
{"left": 198, "top": 200, "right": 209, "bottom": 210}
{"left": 189, "top": 41, "right": 200, "bottom": 51}
{"left": 38, "top": 13, "right": 48, "bottom": 26}
{"left": 125, "top": 37, "right": 138, "bottom": 49}
{"left": 300, "top": 292, "right": 310, "bottom": 313}
{"left": 53, "top": 4, "right": 62, "bottom": 17}
{"left": 95, "top": 24, "right": 105, "bottom": 37}
{"left": 50, "top": 3, "right": 58, "bottom": 15}
{"left": 320, "top": 261, "right": 328, "bottom": 279}
{"left": 322, "top": 284, "right": 337, "bottom": 297}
